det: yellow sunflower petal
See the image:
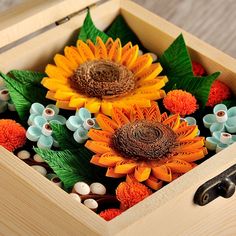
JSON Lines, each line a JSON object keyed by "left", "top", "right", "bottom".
{"left": 87, "top": 129, "right": 112, "bottom": 142}
{"left": 136, "top": 78, "right": 166, "bottom": 91}
{"left": 152, "top": 165, "right": 172, "bottom": 182}
{"left": 122, "top": 42, "right": 132, "bottom": 55}
{"left": 101, "top": 100, "right": 113, "bottom": 116}
{"left": 114, "top": 161, "right": 137, "bottom": 174}
{"left": 46, "top": 91, "right": 56, "bottom": 101}
{"left": 56, "top": 100, "right": 75, "bottom": 110}
{"left": 85, "top": 98, "right": 101, "bottom": 113}
{"left": 85, "top": 140, "right": 112, "bottom": 154}
{"left": 134, "top": 166, "right": 151, "bottom": 182}
{"left": 54, "top": 90, "right": 76, "bottom": 100}
{"left": 130, "top": 54, "right": 153, "bottom": 75}
{"left": 86, "top": 39, "right": 96, "bottom": 54}
{"left": 53, "top": 54, "right": 74, "bottom": 76}
{"left": 64, "top": 46, "right": 84, "bottom": 65}
{"left": 108, "top": 38, "right": 122, "bottom": 62}
{"left": 41, "top": 78, "right": 71, "bottom": 92}
{"left": 145, "top": 175, "right": 163, "bottom": 190}
{"left": 95, "top": 37, "right": 107, "bottom": 59}
{"left": 96, "top": 114, "right": 118, "bottom": 132}
{"left": 121, "top": 45, "right": 139, "bottom": 68}
{"left": 45, "top": 64, "right": 69, "bottom": 80}
{"left": 106, "top": 167, "right": 125, "bottom": 178}
{"left": 136, "top": 63, "right": 163, "bottom": 82}
{"left": 68, "top": 96, "right": 86, "bottom": 108}
{"left": 112, "top": 108, "right": 130, "bottom": 127}
{"left": 133, "top": 89, "right": 166, "bottom": 100}
{"left": 99, "top": 152, "right": 124, "bottom": 167}
{"left": 77, "top": 40, "right": 95, "bottom": 61}
{"left": 165, "top": 159, "right": 193, "bottom": 173}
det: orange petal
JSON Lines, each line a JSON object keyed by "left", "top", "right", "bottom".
{"left": 165, "top": 159, "right": 193, "bottom": 173}
{"left": 46, "top": 91, "right": 56, "bottom": 101}
{"left": 108, "top": 38, "right": 122, "bottom": 62}
{"left": 174, "top": 137, "right": 205, "bottom": 152}
{"left": 145, "top": 101, "right": 161, "bottom": 122}
{"left": 160, "top": 112, "right": 168, "bottom": 122}
{"left": 130, "top": 105, "right": 144, "bottom": 122}
{"left": 85, "top": 140, "right": 113, "bottom": 154}
{"left": 134, "top": 166, "right": 151, "bottom": 182}
{"left": 114, "top": 161, "right": 137, "bottom": 174}
{"left": 99, "top": 152, "right": 124, "bottom": 167}
{"left": 136, "top": 63, "right": 163, "bottom": 82}
{"left": 120, "top": 45, "right": 139, "bottom": 68}
{"left": 131, "top": 54, "right": 153, "bottom": 75}
{"left": 95, "top": 37, "right": 107, "bottom": 59}
{"left": 152, "top": 165, "right": 172, "bottom": 182}
{"left": 162, "top": 114, "right": 180, "bottom": 131}
{"left": 105, "top": 37, "right": 114, "bottom": 54}
{"left": 86, "top": 39, "right": 96, "bottom": 54}
{"left": 90, "top": 155, "right": 107, "bottom": 167}
{"left": 77, "top": 40, "right": 95, "bottom": 61}
{"left": 106, "top": 167, "right": 125, "bottom": 178}
{"left": 126, "top": 174, "right": 138, "bottom": 183}
{"left": 96, "top": 114, "right": 118, "bottom": 133}
{"left": 56, "top": 100, "right": 75, "bottom": 110}
{"left": 64, "top": 46, "right": 83, "bottom": 65}
{"left": 172, "top": 173, "right": 183, "bottom": 181}
{"left": 87, "top": 129, "right": 112, "bottom": 142}
{"left": 176, "top": 126, "right": 198, "bottom": 141}
{"left": 133, "top": 89, "right": 166, "bottom": 100}
{"left": 145, "top": 175, "right": 163, "bottom": 190}
{"left": 112, "top": 108, "right": 130, "bottom": 127}
{"left": 122, "top": 42, "right": 132, "bottom": 55}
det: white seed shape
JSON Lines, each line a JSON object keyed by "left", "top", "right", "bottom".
{"left": 17, "top": 150, "right": 30, "bottom": 160}
{"left": 90, "top": 182, "right": 106, "bottom": 195}
{"left": 74, "top": 182, "right": 90, "bottom": 195}
{"left": 31, "top": 165, "right": 47, "bottom": 176}
{"left": 84, "top": 199, "right": 98, "bottom": 210}
{"left": 69, "top": 193, "right": 81, "bottom": 203}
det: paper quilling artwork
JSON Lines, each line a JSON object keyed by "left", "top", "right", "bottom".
{"left": 1, "top": 10, "right": 235, "bottom": 221}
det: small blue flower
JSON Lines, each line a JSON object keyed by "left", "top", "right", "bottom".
{"left": 66, "top": 108, "right": 99, "bottom": 143}
{"left": 26, "top": 103, "right": 66, "bottom": 149}
{"left": 205, "top": 131, "right": 236, "bottom": 153}
{"left": 0, "top": 77, "right": 15, "bottom": 113}
{"left": 203, "top": 104, "right": 236, "bottom": 133}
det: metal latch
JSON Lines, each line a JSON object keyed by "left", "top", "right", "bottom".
{"left": 194, "top": 164, "right": 236, "bottom": 206}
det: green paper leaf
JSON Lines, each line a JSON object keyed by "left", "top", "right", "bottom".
{"left": 160, "top": 34, "right": 220, "bottom": 107}
{"left": 223, "top": 99, "right": 236, "bottom": 108}
{"left": 34, "top": 148, "right": 98, "bottom": 190}
{"left": 106, "top": 15, "right": 144, "bottom": 48}
{"left": 0, "top": 71, "right": 49, "bottom": 123}
{"left": 160, "top": 34, "right": 193, "bottom": 91}
{"left": 78, "top": 10, "right": 109, "bottom": 43}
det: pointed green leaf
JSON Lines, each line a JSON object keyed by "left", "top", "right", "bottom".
{"left": 78, "top": 10, "right": 109, "bottom": 43}
{"left": 106, "top": 15, "right": 144, "bottom": 48}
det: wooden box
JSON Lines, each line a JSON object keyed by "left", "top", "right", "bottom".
{"left": 1, "top": 0, "right": 236, "bottom": 235}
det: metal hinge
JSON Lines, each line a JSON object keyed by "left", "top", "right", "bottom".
{"left": 194, "top": 164, "right": 236, "bottom": 206}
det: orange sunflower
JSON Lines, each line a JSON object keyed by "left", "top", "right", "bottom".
{"left": 85, "top": 102, "right": 207, "bottom": 190}
{"left": 41, "top": 37, "right": 167, "bottom": 115}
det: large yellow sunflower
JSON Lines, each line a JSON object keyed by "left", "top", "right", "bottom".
{"left": 85, "top": 102, "right": 207, "bottom": 190}
{"left": 41, "top": 37, "right": 167, "bottom": 115}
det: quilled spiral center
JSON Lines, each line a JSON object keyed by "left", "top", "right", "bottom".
{"left": 70, "top": 59, "right": 135, "bottom": 98}
{"left": 111, "top": 120, "right": 178, "bottom": 161}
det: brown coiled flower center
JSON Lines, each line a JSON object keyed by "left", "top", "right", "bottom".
{"left": 111, "top": 120, "right": 177, "bottom": 161}
{"left": 70, "top": 59, "right": 135, "bottom": 98}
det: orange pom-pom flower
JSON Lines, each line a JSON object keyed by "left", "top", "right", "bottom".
{"left": 116, "top": 182, "right": 152, "bottom": 210}
{"left": 99, "top": 208, "right": 123, "bottom": 221}
{"left": 206, "top": 80, "right": 231, "bottom": 107}
{"left": 163, "top": 90, "right": 198, "bottom": 116}
{"left": 0, "top": 119, "right": 26, "bottom": 152}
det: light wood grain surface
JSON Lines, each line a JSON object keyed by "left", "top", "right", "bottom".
{"left": 1, "top": 0, "right": 236, "bottom": 58}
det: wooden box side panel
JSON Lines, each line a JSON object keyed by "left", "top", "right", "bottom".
{"left": 0, "top": 147, "right": 108, "bottom": 236}
{"left": 121, "top": 0, "right": 236, "bottom": 94}
{"left": 109, "top": 143, "right": 236, "bottom": 236}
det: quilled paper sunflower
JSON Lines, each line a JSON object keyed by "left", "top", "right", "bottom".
{"left": 42, "top": 37, "right": 167, "bottom": 116}
{"left": 85, "top": 102, "right": 207, "bottom": 190}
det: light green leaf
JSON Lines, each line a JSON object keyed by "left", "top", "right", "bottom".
{"left": 78, "top": 10, "right": 109, "bottom": 43}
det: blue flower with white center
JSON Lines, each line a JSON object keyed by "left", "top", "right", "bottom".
{"left": 26, "top": 103, "right": 66, "bottom": 149}
{"left": 66, "top": 108, "right": 99, "bottom": 143}
{"left": 203, "top": 104, "right": 236, "bottom": 133}
{"left": 205, "top": 131, "right": 236, "bottom": 153}
{"left": 0, "top": 77, "right": 15, "bottom": 113}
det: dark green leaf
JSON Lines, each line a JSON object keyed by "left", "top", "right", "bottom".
{"left": 223, "top": 99, "right": 236, "bottom": 108}
{"left": 160, "top": 34, "right": 193, "bottom": 91}
{"left": 0, "top": 71, "right": 49, "bottom": 123}
{"left": 106, "top": 15, "right": 144, "bottom": 48}
{"left": 78, "top": 10, "right": 109, "bottom": 43}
